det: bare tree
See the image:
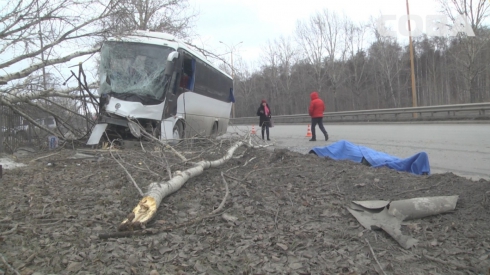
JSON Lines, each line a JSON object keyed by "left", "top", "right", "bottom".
{"left": 294, "top": 9, "right": 352, "bottom": 112}
{"left": 107, "top": 0, "right": 197, "bottom": 38}
{"left": 259, "top": 36, "right": 297, "bottom": 114}
{"left": 438, "top": 0, "right": 490, "bottom": 30}
{"left": 0, "top": 0, "right": 120, "bottom": 138}
{"left": 295, "top": 12, "right": 328, "bottom": 94}
{"left": 368, "top": 17, "right": 407, "bottom": 108}
{"left": 275, "top": 36, "right": 298, "bottom": 114}
{"left": 345, "top": 22, "right": 369, "bottom": 110}
{"left": 437, "top": 0, "right": 490, "bottom": 103}
{"left": 260, "top": 40, "right": 280, "bottom": 111}
{"left": 320, "top": 9, "right": 351, "bottom": 112}
{"left": 233, "top": 58, "right": 263, "bottom": 117}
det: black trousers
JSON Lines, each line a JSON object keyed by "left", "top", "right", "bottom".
{"left": 311, "top": 117, "right": 328, "bottom": 139}
{"left": 261, "top": 121, "right": 270, "bottom": 139}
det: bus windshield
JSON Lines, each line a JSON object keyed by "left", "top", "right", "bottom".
{"left": 98, "top": 42, "right": 174, "bottom": 100}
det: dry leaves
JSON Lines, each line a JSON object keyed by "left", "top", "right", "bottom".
{"left": 0, "top": 143, "right": 488, "bottom": 274}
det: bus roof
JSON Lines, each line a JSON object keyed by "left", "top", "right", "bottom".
{"left": 107, "top": 30, "right": 232, "bottom": 79}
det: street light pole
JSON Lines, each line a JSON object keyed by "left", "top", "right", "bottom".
{"left": 406, "top": 0, "right": 418, "bottom": 118}
{"left": 219, "top": 40, "right": 243, "bottom": 118}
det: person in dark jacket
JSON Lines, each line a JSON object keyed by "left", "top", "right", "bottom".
{"left": 308, "top": 91, "right": 329, "bottom": 141}
{"left": 256, "top": 99, "right": 272, "bottom": 140}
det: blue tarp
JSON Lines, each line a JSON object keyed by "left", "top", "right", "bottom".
{"left": 309, "top": 140, "right": 430, "bottom": 175}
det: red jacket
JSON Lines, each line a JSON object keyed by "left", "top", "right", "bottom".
{"left": 309, "top": 91, "right": 325, "bottom": 118}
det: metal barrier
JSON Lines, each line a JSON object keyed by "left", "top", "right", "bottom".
{"left": 231, "top": 102, "right": 490, "bottom": 125}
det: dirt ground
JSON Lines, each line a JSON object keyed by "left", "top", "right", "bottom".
{"left": 0, "top": 136, "right": 489, "bottom": 275}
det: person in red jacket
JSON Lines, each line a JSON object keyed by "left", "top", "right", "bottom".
{"left": 308, "top": 91, "right": 329, "bottom": 141}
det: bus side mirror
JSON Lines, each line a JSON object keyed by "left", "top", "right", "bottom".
{"left": 165, "top": 51, "right": 179, "bottom": 76}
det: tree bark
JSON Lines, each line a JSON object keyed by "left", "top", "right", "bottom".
{"left": 118, "top": 140, "right": 245, "bottom": 231}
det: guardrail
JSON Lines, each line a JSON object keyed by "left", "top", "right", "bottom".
{"left": 230, "top": 102, "right": 490, "bottom": 125}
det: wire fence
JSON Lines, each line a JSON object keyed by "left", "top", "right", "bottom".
{"left": 0, "top": 104, "right": 54, "bottom": 154}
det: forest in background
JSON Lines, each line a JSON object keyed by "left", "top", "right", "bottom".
{"left": 228, "top": 2, "right": 490, "bottom": 117}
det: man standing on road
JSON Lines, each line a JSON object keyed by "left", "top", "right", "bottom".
{"left": 308, "top": 91, "right": 329, "bottom": 141}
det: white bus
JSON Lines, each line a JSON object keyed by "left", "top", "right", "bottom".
{"left": 87, "top": 30, "right": 234, "bottom": 145}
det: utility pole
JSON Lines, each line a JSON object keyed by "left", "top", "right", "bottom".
{"left": 406, "top": 0, "right": 418, "bottom": 118}
{"left": 219, "top": 41, "right": 243, "bottom": 118}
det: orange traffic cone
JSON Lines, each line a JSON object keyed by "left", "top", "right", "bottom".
{"left": 251, "top": 125, "right": 256, "bottom": 135}
{"left": 306, "top": 124, "right": 312, "bottom": 137}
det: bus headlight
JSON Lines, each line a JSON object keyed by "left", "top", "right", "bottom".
{"left": 128, "top": 121, "right": 141, "bottom": 138}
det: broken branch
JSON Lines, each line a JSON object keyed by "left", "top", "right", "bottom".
{"left": 109, "top": 144, "right": 144, "bottom": 197}
{"left": 129, "top": 118, "right": 187, "bottom": 162}
{"left": 365, "top": 238, "right": 387, "bottom": 275}
{"left": 0, "top": 253, "right": 20, "bottom": 275}
{"left": 0, "top": 224, "right": 18, "bottom": 236}
{"left": 422, "top": 252, "right": 474, "bottom": 272}
{"left": 117, "top": 140, "right": 244, "bottom": 231}
{"left": 210, "top": 172, "right": 230, "bottom": 215}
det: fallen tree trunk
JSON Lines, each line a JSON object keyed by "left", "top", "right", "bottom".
{"left": 118, "top": 140, "right": 245, "bottom": 231}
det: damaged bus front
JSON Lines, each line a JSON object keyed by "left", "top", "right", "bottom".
{"left": 87, "top": 31, "right": 234, "bottom": 145}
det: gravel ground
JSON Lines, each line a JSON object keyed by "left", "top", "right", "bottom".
{"left": 0, "top": 137, "right": 489, "bottom": 275}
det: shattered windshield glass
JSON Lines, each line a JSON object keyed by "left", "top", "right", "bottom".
{"left": 99, "top": 42, "right": 173, "bottom": 100}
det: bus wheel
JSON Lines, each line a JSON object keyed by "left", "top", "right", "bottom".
{"left": 172, "top": 121, "right": 184, "bottom": 142}
{"left": 210, "top": 122, "right": 218, "bottom": 138}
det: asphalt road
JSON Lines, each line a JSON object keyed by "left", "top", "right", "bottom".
{"left": 227, "top": 123, "right": 490, "bottom": 181}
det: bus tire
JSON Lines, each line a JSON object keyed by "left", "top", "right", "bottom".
{"left": 210, "top": 122, "right": 218, "bottom": 138}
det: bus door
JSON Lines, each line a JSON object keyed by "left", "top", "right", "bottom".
{"left": 180, "top": 54, "right": 196, "bottom": 113}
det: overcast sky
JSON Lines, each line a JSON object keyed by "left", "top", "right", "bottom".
{"left": 187, "top": 0, "right": 443, "bottom": 67}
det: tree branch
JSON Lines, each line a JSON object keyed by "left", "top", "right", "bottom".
{"left": 0, "top": 47, "right": 101, "bottom": 83}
